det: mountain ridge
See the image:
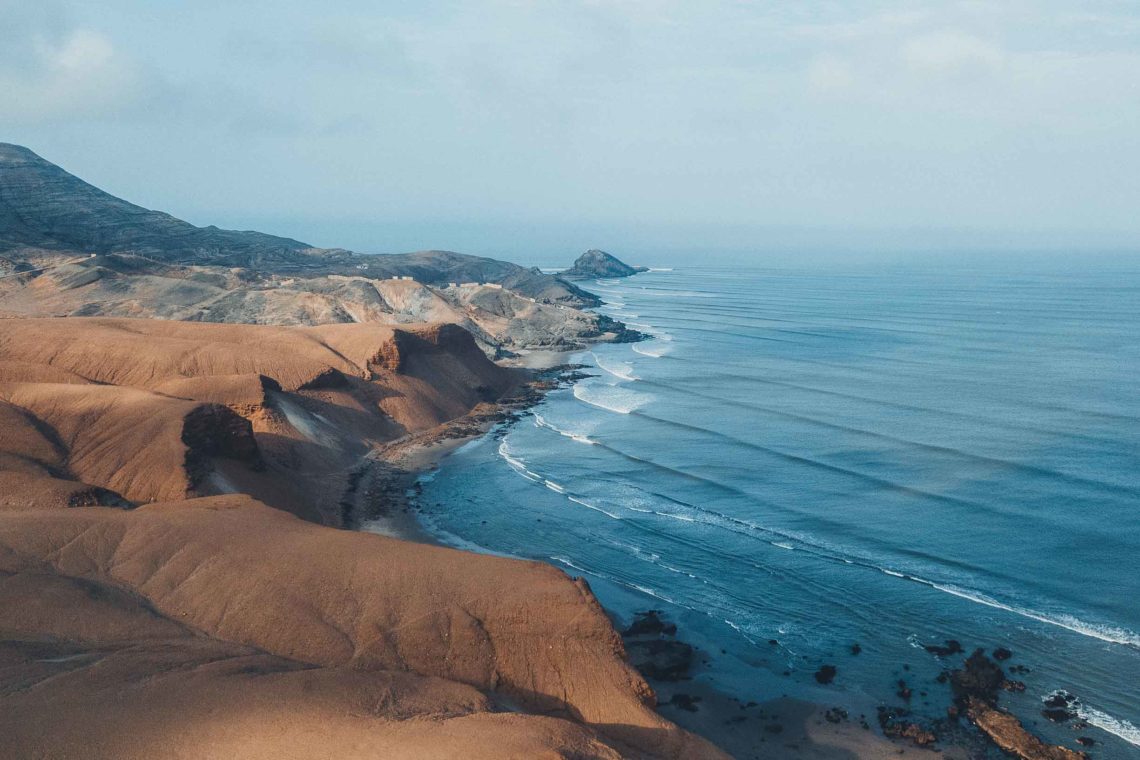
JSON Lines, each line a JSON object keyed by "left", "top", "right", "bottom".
{"left": 0, "top": 142, "right": 597, "bottom": 306}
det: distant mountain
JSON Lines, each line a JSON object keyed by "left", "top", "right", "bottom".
{"left": 0, "top": 143, "right": 596, "bottom": 305}
{"left": 0, "top": 143, "right": 324, "bottom": 268}
{"left": 562, "top": 249, "right": 647, "bottom": 279}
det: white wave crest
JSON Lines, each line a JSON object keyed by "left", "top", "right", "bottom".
{"left": 1079, "top": 704, "right": 1140, "bottom": 747}
{"left": 630, "top": 583, "right": 677, "bottom": 604}
{"left": 632, "top": 342, "right": 671, "bottom": 358}
{"left": 572, "top": 383, "right": 650, "bottom": 414}
{"left": 496, "top": 440, "right": 541, "bottom": 481}
{"left": 532, "top": 414, "right": 597, "bottom": 445}
{"left": 568, "top": 496, "right": 621, "bottom": 519}
{"left": 1041, "top": 692, "right": 1140, "bottom": 747}
{"left": 591, "top": 352, "right": 638, "bottom": 381}
{"left": 926, "top": 582, "right": 1140, "bottom": 647}
{"left": 551, "top": 555, "right": 589, "bottom": 574}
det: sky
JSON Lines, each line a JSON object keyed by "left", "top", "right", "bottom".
{"left": 3, "top": 0, "right": 1139, "bottom": 265}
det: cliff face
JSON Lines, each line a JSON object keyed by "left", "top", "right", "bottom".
{"left": 563, "top": 249, "right": 648, "bottom": 279}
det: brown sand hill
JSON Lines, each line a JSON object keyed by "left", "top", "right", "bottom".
{"left": 0, "top": 316, "right": 724, "bottom": 757}
{"left": 0, "top": 317, "right": 517, "bottom": 523}
{"left": 0, "top": 496, "right": 724, "bottom": 759}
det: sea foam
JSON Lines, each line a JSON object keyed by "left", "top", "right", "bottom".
{"left": 573, "top": 382, "right": 650, "bottom": 414}
{"left": 533, "top": 414, "right": 598, "bottom": 445}
{"left": 591, "top": 352, "right": 638, "bottom": 381}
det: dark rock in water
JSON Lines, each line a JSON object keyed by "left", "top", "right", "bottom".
{"left": 562, "top": 249, "right": 648, "bottom": 279}
{"left": 968, "top": 698, "right": 1087, "bottom": 760}
{"left": 768, "top": 639, "right": 779, "bottom": 646}
{"left": 993, "top": 647, "right": 1013, "bottom": 661}
{"left": 1003, "top": 680, "right": 1027, "bottom": 693}
{"left": 595, "top": 314, "right": 649, "bottom": 343}
{"left": 625, "top": 639, "right": 693, "bottom": 681}
{"left": 896, "top": 680, "right": 912, "bottom": 701}
{"left": 622, "top": 610, "right": 691, "bottom": 680}
{"left": 850, "top": 642, "right": 862, "bottom": 655}
{"left": 824, "top": 707, "right": 848, "bottom": 723}
{"left": 1076, "top": 737, "right": 1095, "bottom": 747}
{"left": 950, "top": 649, "right": 1005, "bottom": 705}
{"left": 925, "top": 639, "right": 965, "bottom": 657}
{"left": 624, "top": 610, "right": 674, "bottom": 637}
{"left": 1040, "top": 691, "right": 1078, "bottom": 723}
{"left": 814, "top": 665, "right": 837, "bottom": 684}
{"left": 877, "top": 706, "right": 938, "bottom": 747}
{"left": 669, "top": 693, "right": 701, "bottom": 712}
{"left": 943, "top": 654, "right": 1086, "bottom": 760}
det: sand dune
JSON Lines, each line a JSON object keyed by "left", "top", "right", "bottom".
{"left": 0, "top": 317, "right": 517, "bottom": 521}
{"left": 0, "top": 316, "right": 723, "bottom": 757}
{"left": 0, "top": 496, "right": 724, "bottom": 759}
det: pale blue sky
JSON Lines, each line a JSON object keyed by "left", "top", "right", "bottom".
{"left": 3, "top": 1, "right": 1139, "bottom": 263}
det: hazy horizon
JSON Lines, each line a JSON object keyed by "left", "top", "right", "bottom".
{"left": 4, "top": 1, "right": 1139, "bottom": 263}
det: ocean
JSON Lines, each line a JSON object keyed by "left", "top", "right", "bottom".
{"left": 414, "top": 265, "right": 1140, "bottom": 757}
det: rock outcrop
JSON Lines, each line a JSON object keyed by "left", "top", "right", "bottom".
{"left": 951, "top": 649, "right": 1088, "bottom": 760}
{"left": 562, "top": 249, "right": 648, "bottom": 279}
{"left": 0, "top": 143, "right": 615, "bottom": 348}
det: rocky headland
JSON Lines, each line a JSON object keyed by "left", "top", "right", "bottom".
{"left": 562, "top": 248, "right": 649, "bottom": 279}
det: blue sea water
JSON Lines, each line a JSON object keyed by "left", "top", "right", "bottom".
{"left": 415, "top": 266, "right": 1140, "bottom": 757}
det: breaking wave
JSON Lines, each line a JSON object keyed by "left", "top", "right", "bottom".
{"left": 632, "top": 342, "right": 672, "bottom": 358}
{"left": 1041, "top": 692, "right": 1140, "bottom": 747}
{"left": 591, "top": 352, "right": 638, "bottom": 381}
{"left": 573, "top": 382, "right": 650, "bottom": 414}
{"left": 532, "top": 414, "right": 598, "bottom": 445}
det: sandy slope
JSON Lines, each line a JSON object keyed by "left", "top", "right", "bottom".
{"left": 0, "top": 316, "right": 724, "bottom": 758}
{"left": 0, "top": 317, "right": 516, "bottom": 522}
{"left": 0, "top": 496, "right": 724, "bottom": 758}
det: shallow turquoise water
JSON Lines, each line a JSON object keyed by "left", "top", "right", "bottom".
{"left": 416, "top": 266, "right": 1140, "bottom": 757}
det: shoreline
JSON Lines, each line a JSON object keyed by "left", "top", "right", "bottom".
{"left": 349, "top": 347, "right": 981, "bottom": 759}
{"left": 354, "top": 349, "right": 587, "bottom": 545}
{"left": 355, "top": 344, "right": 1100, "bottom": 760}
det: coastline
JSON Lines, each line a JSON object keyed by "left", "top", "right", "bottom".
{"left": 354, "top": 346, "right": 979, "bottom": 760}
{"left": 355, "top": 349, "right": 585, "bottom": 545}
